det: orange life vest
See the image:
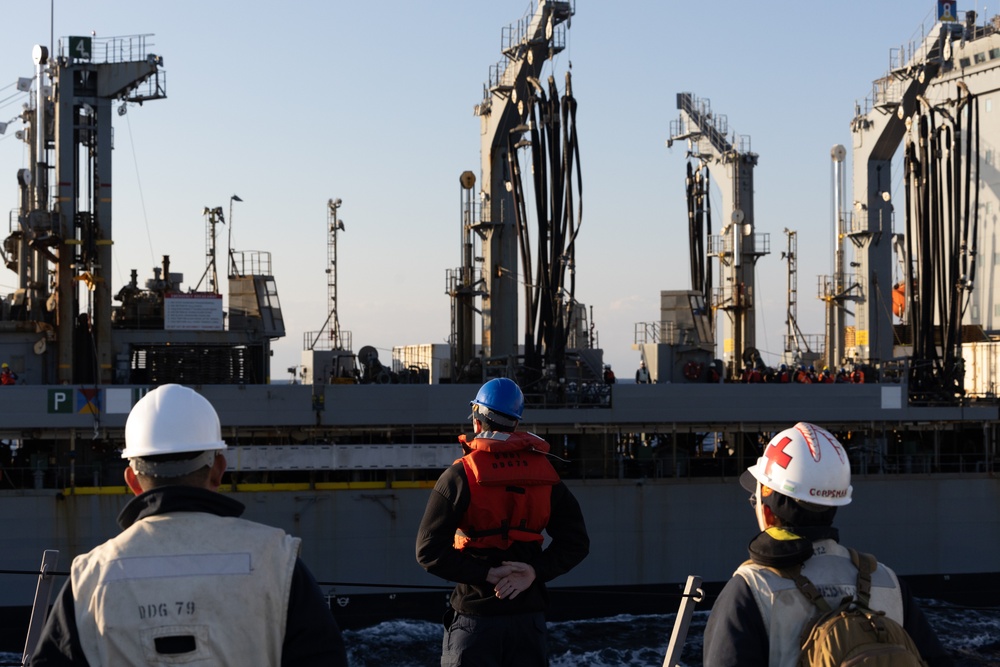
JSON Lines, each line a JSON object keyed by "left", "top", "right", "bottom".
{"left": 453, "top": 431, "right": 560, "bottom": 551}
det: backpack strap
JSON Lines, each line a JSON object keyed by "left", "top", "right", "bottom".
{"left": 849, "top": 548, "right": 877, "bottom": 608}
{"left": 769, "top": 563, "right": 833, "bottom": 614}
{"left": 762, "top": 549, "right": 880, "bottom": 616}
{"left": 848, "top": 549, "right": 895, "bottom": 642}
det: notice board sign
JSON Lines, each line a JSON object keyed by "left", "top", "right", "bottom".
{"left": 164, "top": 293, "right": 224, "bottom": 331}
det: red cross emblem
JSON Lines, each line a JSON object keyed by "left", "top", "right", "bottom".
{"left": 764, "top": 436, "right": 793, "bottom": 475}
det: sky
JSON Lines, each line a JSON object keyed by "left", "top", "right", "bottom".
{"left": 0, "top": 1, "right": 970, "bottom": 382}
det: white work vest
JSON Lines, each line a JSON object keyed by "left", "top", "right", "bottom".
{"left": 736, "top": 539, "right": 905, "bottom": 667}
{"left": 72, "top": 512, "right": 300, "bottom": 666}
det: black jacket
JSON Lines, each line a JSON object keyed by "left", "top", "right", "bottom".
{"left": 415, "top": 459, "right": 589, "bottom": 616}
{"left": 28, "top": 486, "right": 348, "bottom": 667}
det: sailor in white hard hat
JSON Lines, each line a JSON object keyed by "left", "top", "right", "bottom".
{"left": 702, "top": 422, "right": 953, "bottom": 666}
{"left": 635, "top": 360, "right": 651, "bottom": 384}
{"left": 30, "top": 384, "right": 348, "bottom": 666}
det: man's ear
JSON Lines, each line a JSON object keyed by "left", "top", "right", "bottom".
{"left": 207, "top": 453, "right": 227, "bottom": 489}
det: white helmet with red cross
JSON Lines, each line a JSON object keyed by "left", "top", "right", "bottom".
{"left": 745, "top": 422, "right": 852, "bottom": 506}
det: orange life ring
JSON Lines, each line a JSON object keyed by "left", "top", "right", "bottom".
{"left": 683, "top": 361, "right": 703, "bottom": 382}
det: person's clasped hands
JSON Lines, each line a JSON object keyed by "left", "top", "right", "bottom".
{"left": 487, "top": 561, "right": 537, "bottom": 600}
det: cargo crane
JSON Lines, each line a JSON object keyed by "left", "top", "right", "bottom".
{"left": 471, "top": 0, "right": 575, "bottom": 371}
{"left": 850, "top": 12, "right": 987, "bottom": 401}
{"left": 849, "top": 20, "right": 946, "bottom": 369}
{"left": 669, "top": 93, "right": 770, "bottom": 379}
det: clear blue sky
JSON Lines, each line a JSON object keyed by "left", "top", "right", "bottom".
{"left": 0, "top": 1, "right": 966, "bottom": 380}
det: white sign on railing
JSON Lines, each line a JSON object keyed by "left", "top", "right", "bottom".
{"left": 164, "top": 294, "right": 223, "bottom": 331}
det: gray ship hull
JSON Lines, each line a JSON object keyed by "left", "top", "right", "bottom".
{"left": 1, "top": 458, "right": 996, "bottom": 649}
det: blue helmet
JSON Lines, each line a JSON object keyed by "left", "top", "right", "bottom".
{"left": 471, "top": 378, "right": 524, "bottom": 421}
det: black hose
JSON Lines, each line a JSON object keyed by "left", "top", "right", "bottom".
{"left": 905, "top": 86, "right": 980, "bottom": 399}
{"left": 504, "top": 71, "right": 583, "bottom": 380}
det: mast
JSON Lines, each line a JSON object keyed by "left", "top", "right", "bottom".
{"left": 26, "top": 35, "right": 165, "bottom": 383}
{"left": 194, "top": 206, "right": 224, "bottom": 293}
{"left": 449, "top": 171, "right": 479, "bottom": 380}
{"left": 782, "top": 229, "right": 801, "bottom": 366}
{"left": 822, "top": 145, "right": 855, "bottom": 369}
{"left": 326, "top": 198, "right": 346, "bottom": 350}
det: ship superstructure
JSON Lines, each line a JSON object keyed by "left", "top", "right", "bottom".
{"left": 1, "top": 35, "right": 284, "bottom": 387}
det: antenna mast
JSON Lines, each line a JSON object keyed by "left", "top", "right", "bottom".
{"left": 194, "top": 206, "right": 224, "bottom": 293}
{"left": 326, "top": 198, "right": 345, "bottom": 350}
{"left": 782, "top": 229, "right": 801, "bottom": 365}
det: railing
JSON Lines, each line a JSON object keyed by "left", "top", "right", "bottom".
{"left": 484, "top": 0, "right": 574, "bottom": 102}
{"left": 784, "top": 333, "right": 826, "bottom": 357}
{"left": 500, "top": 0, "right": 573, "bottom": 55}
{"left": 858, "top": 8, "right": 961, "bottom": 116}
{"left": 445, "top": 267, "right": 484, "bottom": 296}
{"left": 60, "top": 34, "right": 155, "bottom": 64}
{"left": 303, "top": 329, "right": 353, "bottom": 352}
{"left": 817, "top": 273, "right": 862, "bottom": 300}
{"left": 229, "top": 250, "right": 272, "bottom": 277}
{"left": 707, "top": 231, "right": 770, "bottom": 258}
{"left": 8, "top": 427, "right": 995, "bottom": 493}
{"left": 634, "top": 321, "right": 660, "bottom": 345}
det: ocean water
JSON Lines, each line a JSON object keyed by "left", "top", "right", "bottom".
{"left": 4, "top": 600, "right": 995, "bottom": 666}
{"left": 340, "top": 600, "right": 1000, "bottom": 667}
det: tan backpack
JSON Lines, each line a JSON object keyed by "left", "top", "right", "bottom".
{"left": 784, "top": 549, "right": 928, "bottom": 667}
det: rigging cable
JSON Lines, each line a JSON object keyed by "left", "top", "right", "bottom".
{"left": 122, "top": 113, "right": 157, "bottom": 287}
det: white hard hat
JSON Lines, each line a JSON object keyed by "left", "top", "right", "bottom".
{"left": 743, "top": 422, "right": 852, "bottom": 507}
{"left": 122, "top": 384, "right": 227, "bottom": 459}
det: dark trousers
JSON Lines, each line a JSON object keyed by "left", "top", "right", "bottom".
{"left": 441, "top": 609, "right": 548, "bottom": 666}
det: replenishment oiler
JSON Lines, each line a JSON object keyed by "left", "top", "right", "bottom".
{"left": 0, "top": 0, "right": 999, "bottom": 652}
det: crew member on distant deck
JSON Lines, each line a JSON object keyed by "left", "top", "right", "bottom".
{"left": 416, "top": 378, "right": 589, "bottom": 667}
{"left": 29, "top": 384, "right": 348, "bottom": 667}
{"left": 603, "top": 364, "right": 616, "bottom": 385}
{"left": 776, "top": 364, "right": 791, "bottom": 383}
{"left": 635, "top": 360, "right": 651, "bottom": 384}
{"left": 0, "top": 363, "right": 16, "bottom": 385}
{"left": 702, "top": 422, "right": 953, "bottom": 666}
